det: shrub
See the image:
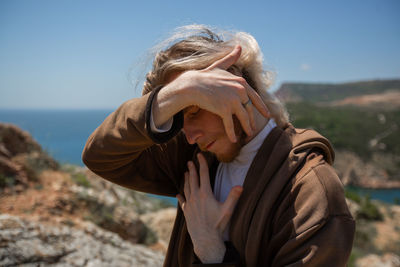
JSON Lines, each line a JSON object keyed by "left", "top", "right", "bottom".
{"left": 345, "top": 188, "right": 362, "bottom": 204}
{"left": 0, "top": 174, "right": 16, "bottom": 188}
{"left": 357, "top": 195, "right": 383, "bottom": 221}
{"left": 142, "top": 225, "right": 158, "bottom": 245}
{"left": 345, "top": 188, "right": 383, "bottom": 221}
{"left": 71, "top": 173, "right": 91, "bottom": 188}
{"left": 348, "top": 247, "right": 366, "bottom": 267}
{"left": 353, "top": 220, "right": 377, "bottom": 251}
{"left": 287, "top": 103, "right": 400, "bottom": 160}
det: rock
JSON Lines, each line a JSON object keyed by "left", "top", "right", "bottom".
{"left": 346, "top": 198, "right": 360, "bottom": 219}
{"left": 0, "top": 214, "right": 164, "bottom": 267}
{"left": 0, "top": 123, "right": 41, "bottom": 156}
{"left": 0, "top": 124, "right": 173, "bottom": 265}
{"left": 141, "top": 208, "right": 176, "bottom": 244}
{"left": 334, "top": 150, "right": 400, "bottom": 189}
{"left": 105, "top": 205, "right": 150, "bottom": 244}
{"left": 356, "top": 253, "right": 400, "bottom": 267}
{"left": 69, "top": 167, "right": 173, "bottom": 214}
{"left": 141, "top": 208, "right": 177, "bottom": 251}
{"left": 0, "top": 155, "right": 28, "bottom": 188}
{"left": 71, "top": 190, "right": 153, "bottom": 245}
{"left": 69, "top": 168, "right": 172, "bottom": 245}
{"left": 0, "top": 123, "right": 58, "bottom": 191}
{"left": 373, "top": 203, "right": 400, "bottom": 253}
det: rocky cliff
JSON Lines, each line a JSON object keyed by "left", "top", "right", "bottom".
{"left": 0, "top": 214, "right": 165, "bottom": 266}
{"left": 0, "top": 123, "right": 176, "bottom": 266}
{"left": 275, "top": 80, "right": 400, "bottom": 189}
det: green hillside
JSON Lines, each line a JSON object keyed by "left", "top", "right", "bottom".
{"left": 278, "top": 79, "right": 400, "bottom": 103}
{"left": 287, "top": 102, "right": 400, "bottom": 164}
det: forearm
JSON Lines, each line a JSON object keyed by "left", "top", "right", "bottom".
{"left": 83, "top": 85, "right": 187, "bottom": 167}
{"left": 81, "top": 92, "right": 189, "bottom": 195}
{"left": 152, "top": 78, "right": 192, "bottom": 128}
{"left": 82, "top": 95, "right": 152, "bottom": 169}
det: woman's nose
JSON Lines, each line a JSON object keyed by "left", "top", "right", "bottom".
{"left": 183, "top": 122, "right": 203, "bottom": 145}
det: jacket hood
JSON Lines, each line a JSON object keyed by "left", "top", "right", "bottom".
{"left": 229, "top": 123, "right": 337, "bottom": 266}
{"left": 283, "top": 123, "right": 335, "bottom": 165}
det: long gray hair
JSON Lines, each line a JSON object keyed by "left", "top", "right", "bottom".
{"left": 142, "top": 25, "right": 289, "bottom": 128}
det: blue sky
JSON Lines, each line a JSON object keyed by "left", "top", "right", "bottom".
{"left": 1, "top": 0, "right": 399, "bottom": 109}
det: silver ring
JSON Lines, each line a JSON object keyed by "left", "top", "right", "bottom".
{"left": 242, "top": 99, "right": 252, "bottom": 108}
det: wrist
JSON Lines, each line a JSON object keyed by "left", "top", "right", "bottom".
{"left": 193, "top": 236, "right": 226, "bottom": 264}
{"left": 152, "top": 84, "right": 188, "bottom": 127}
{"left": 165, "top": 70, "right": 200, "bottom": 107}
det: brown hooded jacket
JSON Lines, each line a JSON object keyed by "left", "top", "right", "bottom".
{"left": 82, "top": 94, "right": 355, "bottom": 267}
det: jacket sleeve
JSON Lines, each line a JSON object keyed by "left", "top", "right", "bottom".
{"left": 81, "top": 91, "right": 194, "bottom": 197}
{"left": 270, "top": 163, "right": 355, "bottom": 267}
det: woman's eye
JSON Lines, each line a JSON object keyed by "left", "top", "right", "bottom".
{"left": 184, "top": 106, "right": 200, "bottom": 119}
{"left": 189, "top": 107, "right": 200, "bottom": 116}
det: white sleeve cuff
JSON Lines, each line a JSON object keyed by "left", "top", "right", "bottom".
{"left": 150, "top": 107, "right": 174, "bottom": 133}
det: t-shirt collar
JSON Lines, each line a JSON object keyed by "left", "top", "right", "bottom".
{"left": 231, "top": 119, "right": 277, "bottom": 166}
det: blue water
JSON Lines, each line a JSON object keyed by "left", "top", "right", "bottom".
{"left": 345, "top": 186, "right": 400, "bottom": 205}
{"left": 1, "top": 109, "right": 399, "bottom": 204}
{"left": 0, "top": 109, "right": 178, "bottom": 204}
{"left": 0, "top": 109, "right": 112, "bottom": 166}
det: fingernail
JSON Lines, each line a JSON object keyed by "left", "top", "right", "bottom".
{"left": 234, "top": 186, "right": 243, "bottom": 195}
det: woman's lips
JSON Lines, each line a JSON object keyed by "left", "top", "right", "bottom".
{"left": 206, "top": 141, "right": 215, "bottom": 150}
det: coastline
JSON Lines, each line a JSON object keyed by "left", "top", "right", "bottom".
{"left": 1, "top": 109, "right": 400, "bottom": 204}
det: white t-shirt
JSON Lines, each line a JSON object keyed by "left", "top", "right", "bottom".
{"left": 213, "top": 119, "right": 276, "bottom": 240}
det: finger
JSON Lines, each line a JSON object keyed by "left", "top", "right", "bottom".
{"left": 187, "top": 161, "right": 199, "bottom": 194}
{"left": 176, "top": 194, "right": 186, "bottom": 210}
{"left": 222, "top": 186, "right": 243, "bottom": 214}
{"left": 183, "top": 171, "right": 191, "bottom": 198}
{"left": 221, "top": 113, "right": 237, "bottom": 143}
{"left": 245, "top": 99, "right": 256, "bottom": 131}
{"left": 233, "top": 102, "right": 253, "bottom": 137}
{"left": 245, "top": 84, "right": 270, "bottom": 118}
{"left": 197, "top": 153, "right": 212, "bottom": 194}
{"left": 218, "top": 186, "right": 243, "bottom": 230}
{"left": 206, "top": 45, "right": 242, "bottom": 71}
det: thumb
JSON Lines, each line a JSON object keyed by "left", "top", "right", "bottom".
{"left": 206, "top": 45, "right": 242, "bottom": 70}
{"left": 223, "top": 186, "right": 243, "bottom": 211}
{"left": 218, "top": 186, "right": 243, "bottom": 229}
{"left": 176, "top": 194, "right": 186, "bottom": 210}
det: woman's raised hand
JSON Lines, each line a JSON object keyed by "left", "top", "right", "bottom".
{"left": 179, "top": 45, "right": 269, "bottom": 142}
{"left": 155, "top": 45, "right": 270, "bottom": 143}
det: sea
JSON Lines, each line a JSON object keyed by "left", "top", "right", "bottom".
{"left": 1, "top": 109, "right": 399, "bottom": 204}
